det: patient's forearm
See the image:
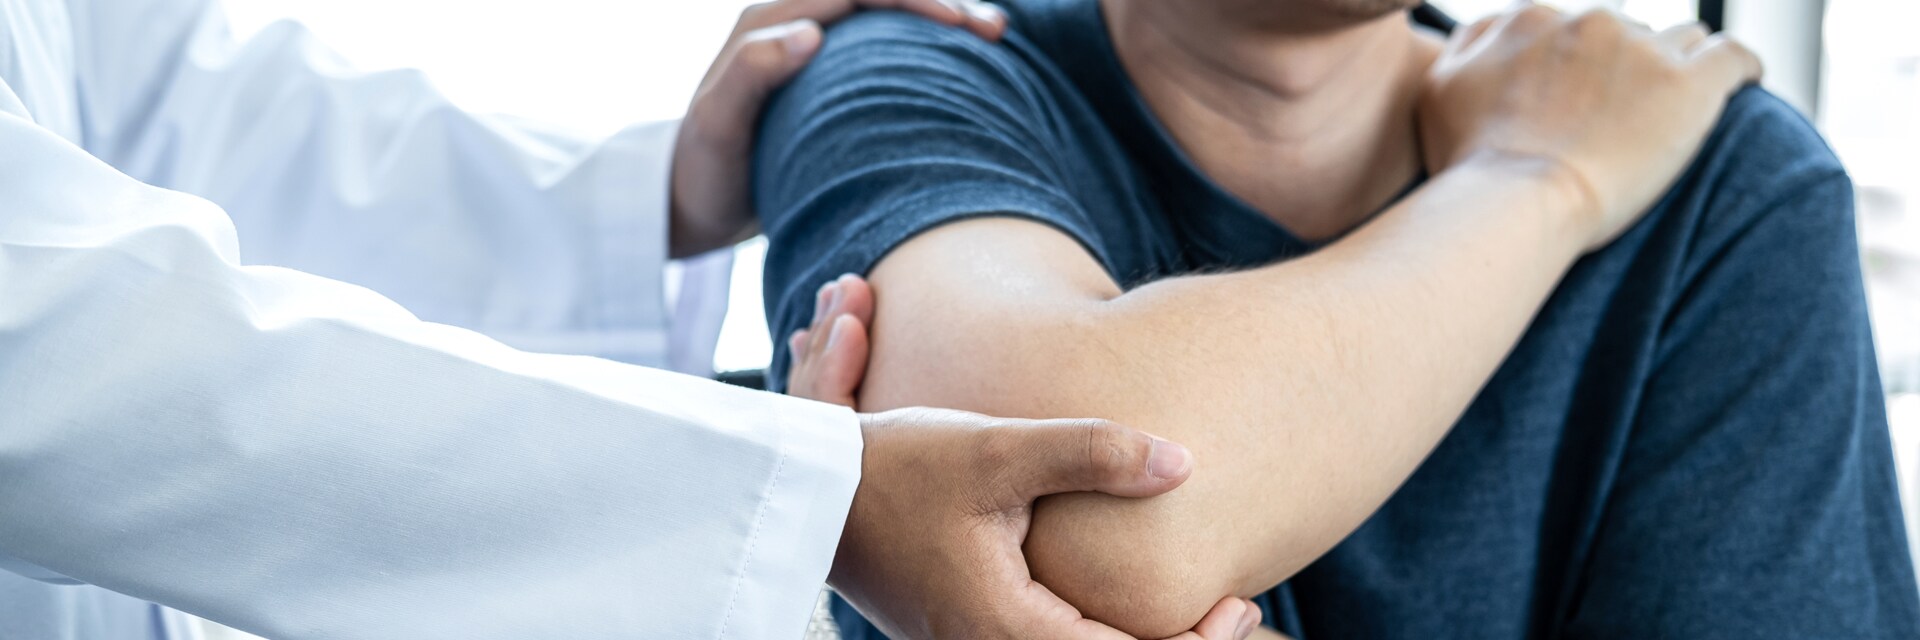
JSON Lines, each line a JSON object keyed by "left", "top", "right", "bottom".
{"left": 857, "top": 155, "right": 1591, "bottom": 636}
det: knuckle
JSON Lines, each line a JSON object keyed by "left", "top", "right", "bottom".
{"left": 976, "top": 426, "right": 1020, "bottom": 469}
{"left": 1568, "top": 10, "right": 1622, "bottom": 40}
{"left": 1076, "top": 419, "right": 1131, "bottom": 478}
{"left": 1651, "top": 61, "right": 1688, "bottom": 87}
{"left": 1627, "top": 36, "right": 1675, "bottom": 65}
{"left": 1514, "top": 5, "right": 1558, "bottom": 29}
{"left": 731, "top": 36, "right": 790, "bottom": 72}
{"left": 1516, "top": 5, "right": 1553, "bottom": 20}
{"left": 738, "top": 2, "right": 776, "bottom": 25}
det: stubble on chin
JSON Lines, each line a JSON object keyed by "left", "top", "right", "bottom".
{"left": 1317, "top": 0, "right": 1427, "bottom": 20}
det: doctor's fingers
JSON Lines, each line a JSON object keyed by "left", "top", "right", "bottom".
{"left": 736, "top": 0, "right": 1006, "bottom": 42}
{"left": 787, "top": 276, "right": 876, "bottom": 406}
{"left": 1163, "top": 597, "right": 1266, "bottom": 640}
{"left": 976, "top": 419, "right": 1196, "bottom": 505}
{"left": 806, "top": 275, "right": 875, "bottom": 352}
{"left": 692, "top": 0, "right": 1005, "bottom": 144}
{"left": 1004, "top": 586, "right": 1262, "bottom": 640}
{"left": 686, "top": 18, "right": 825, "bottom": 149}
{"left": 787, "top": 315, "right": 869, "bottom": 407}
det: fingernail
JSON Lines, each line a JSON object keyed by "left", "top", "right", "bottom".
{"left": 965, "top": 1, "right": 1006, "bottom": 23}
{"left": 826, "top": 283, "right": 845, "bottom": 316}
{"left": 1146, "top": 438, "right": 1193, "bottom": 479}
{"left": 778, "top": 19, "right": 823, "bottom": 58}
{"left": 826, "top": 315, "right": 852, "bottom": 352}
{"left": 814, "top": 282, "right": 839, "bottom": 323}
{"left": 1237, "top": 609, "right": 1258, "bottom": 639}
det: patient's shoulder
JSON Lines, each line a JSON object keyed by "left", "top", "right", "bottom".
{"left": 1648, "top": 87, "right": 1857, "bottom": 277}
{"left": 756, "top": 9, "right": 1092, "bottom": 205}
{"left": 818, "top": 10, "right": 1005, "bottom": 53}
{"left": 791, "top": 11, "right": 1055, "bottom": 102}
{"left": 1695, "top": 87, "right": 1847, "bottom": 194}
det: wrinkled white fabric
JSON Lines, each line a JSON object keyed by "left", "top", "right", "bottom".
{"left": 0, "top": 1, "right": 857, "bottom": 638}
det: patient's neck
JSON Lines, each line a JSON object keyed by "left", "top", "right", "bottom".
{"left": 1102, "top": 0, "right": 1440, "bottom": 241}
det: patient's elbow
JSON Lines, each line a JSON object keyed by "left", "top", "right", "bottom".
{"left": 1023, "top": 491, "right": 1240, "bottom": 638}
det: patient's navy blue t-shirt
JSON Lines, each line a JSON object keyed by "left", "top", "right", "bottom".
{"left": 753, "top": 1, "right": 1920, "bottom": 636}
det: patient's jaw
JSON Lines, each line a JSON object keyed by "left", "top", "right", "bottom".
{"left": 1317, "top": 0, "right": 1428, "bottom": 16}
{"left": 1102, "top": 0, "right": 1441, "bottom": 240}
{"left": 1155, "top": 0, "right": 1425, "bottom": 34}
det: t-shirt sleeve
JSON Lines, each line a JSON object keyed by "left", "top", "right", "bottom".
{"left": 752, "top": 11, "right": 1105, "bottom": 390}
{"left": 1563, "top": 87, "right": 1920, "bottom": 637}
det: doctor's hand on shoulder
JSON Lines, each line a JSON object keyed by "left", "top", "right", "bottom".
{"left": 668, "top": 0, "right": 1008, "bottom": 258}
{"left": 787, "top": 276, "right": 1267, "bottom": 640}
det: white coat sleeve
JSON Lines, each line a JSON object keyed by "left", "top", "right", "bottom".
{"left": 0, "top": 100, "right": 859, "bottom": 639}
{"left": 63, "top": 0, "right": 682, "bottom": 364}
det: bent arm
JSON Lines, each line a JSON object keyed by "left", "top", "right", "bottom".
{"left": 854, "top": 155, "right": 1591, "bottom": 636}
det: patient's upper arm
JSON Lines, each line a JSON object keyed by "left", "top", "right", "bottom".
{"left": 753, "top": 12, "right": 1105, "bottom": 392}
{"left": 752, "top": 14, "right": 1238, "bottom": 635}
{"left": 855, "top": 218, "right": 1124, "bottom": 416}
{"left": 854, "top": 218, "right": 1242, "bottom": 637}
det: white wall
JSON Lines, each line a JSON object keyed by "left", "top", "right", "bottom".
{"left": 222, "top": 0, "right": 756, "bottom": 132}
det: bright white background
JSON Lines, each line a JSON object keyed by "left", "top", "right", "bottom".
{"left": 207, "top": 1, "right": 1919, "bottom": 635}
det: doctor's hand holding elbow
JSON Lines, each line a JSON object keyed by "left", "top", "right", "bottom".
{"left": 0, "top": 0, "right": 1252, "bottom": 637}
{"left": 789, "top": 276, "right": 1266, "bottom": 640}
{"left": 683, "top": 2, "right": 1262, "bottom": 638}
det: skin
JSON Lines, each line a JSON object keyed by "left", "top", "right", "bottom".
{"left": 678, "top": 2, "right": 1261, "bottom": 637}
{"left": 782, "top": 1, "right": 1761, "bottom": 636}
{"left": 794, "top": 274, "right": 1268, "bottom": 639}
{"left": 1111, "top": 0, "right": 1435, "bottom": 240}
{"left": 840, "top": 406, "right": 1264, "bottom": 639}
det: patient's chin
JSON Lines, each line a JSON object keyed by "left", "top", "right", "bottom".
{"left": 1314, "top": 0, "right": 1426, "bottom": 19}
{"left": 1216, "top": 0, "right": 1426, "bottom": 31}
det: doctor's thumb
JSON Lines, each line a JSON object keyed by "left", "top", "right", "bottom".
{"left": 701, "top": 20, "right": 823, "bottom": 127}
{"left": 744, "top": 18, "right": 825, "bottom": 71}
{"left": 993, "top": 419, "right": 1196, "bottom": 502}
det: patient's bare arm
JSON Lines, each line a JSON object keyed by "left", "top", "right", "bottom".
{"left": 818, "top": 9, "right": 1762, "bottom": 637}
{"left": 786, "top": 275, "right": 1271, "bottom": 640}
{"left": 855, "top": 161, "right": 1586, "bottom": 636}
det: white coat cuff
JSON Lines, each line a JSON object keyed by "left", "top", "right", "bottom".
{"left": 720, "top": 393, "right": 864, "bottom": 640}
{"left": 0, "top": 552, "right": 80, "bottom": 585}
{"left": 583, "top": 119, "right": 681, "bottom": 365}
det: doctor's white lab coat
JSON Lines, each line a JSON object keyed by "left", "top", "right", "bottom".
{"left": 0, "top": 0, "right": 863, "bottom": 638}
